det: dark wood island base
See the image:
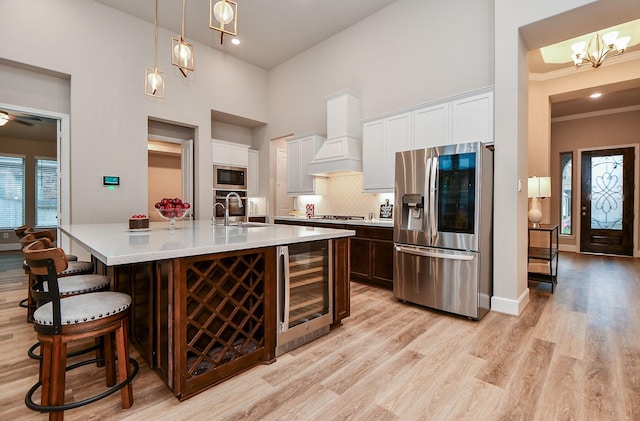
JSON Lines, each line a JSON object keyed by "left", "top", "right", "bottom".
{"left": 94, "top": 239, "right": 349, "bottom": 400}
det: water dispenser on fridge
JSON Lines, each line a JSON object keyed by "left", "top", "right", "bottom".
{"left": 400, "top": 194, "right": 425, "bottom": 232}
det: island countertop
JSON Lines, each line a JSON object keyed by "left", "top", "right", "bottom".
{"left": 59, "top": 220, "right": 355, "bottom": 266}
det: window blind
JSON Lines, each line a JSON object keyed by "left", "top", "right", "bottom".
{"left": 36, "top": 158, "right": 58, "bottom": 227}
{"left": 0, "top": 155, "right": 25, "bottom": 229}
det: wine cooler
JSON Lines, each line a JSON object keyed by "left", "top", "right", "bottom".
{"left": 276, "top": 240, "right": 332, "bottom": 356}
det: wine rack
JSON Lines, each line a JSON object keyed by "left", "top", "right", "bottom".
{"left": 173, "top": 248, "right": 276, "bottom": 400}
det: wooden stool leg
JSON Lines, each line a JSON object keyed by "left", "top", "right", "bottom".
{"left": 27, "top": 271, "right": 35, "bottom": 322}
{"left": 95, "top": 337, "right": 105, "bottom": 368}
{"left": 103, "top": 332, "right": 115, "bottom": 387}
{"left": 40, "top": 339, "right": 52, "bottom": 407}
{"left": 48, "top": 336, "right": 67, "bottom": 421}
{"left": 115, "top": 319, "right": 133, "bottom": 408}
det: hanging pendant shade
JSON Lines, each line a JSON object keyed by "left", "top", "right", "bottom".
{"left": 145, "top": 0, "right": 164, "bottom": 98}
{"left": 172, "top": 0, "right": 194, "bottom": 76}
{"left": 209, "top": 0, "right": 238, "bottom": 44}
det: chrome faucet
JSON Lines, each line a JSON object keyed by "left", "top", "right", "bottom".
{"left": 224, "top": 192, "right": 243, "bottom": 226}
{"left": 212, "top": 202, "right": 225, "bottom": 225}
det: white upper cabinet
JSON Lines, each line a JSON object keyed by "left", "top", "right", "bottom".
{"left": 362, "top": 112, "right": 411, "bottom": 193}
{"left": 287, "top": 135, "right": 327, "bottom": 195}
{"left": 212, "top": 139, "right": 249, "bottom": 167}
{"left": 362, "top": 87, "right": 494, "bottom": 193}
{"left": 413, "top": 102, "right": 450, "bottom": 149}
{"left": 247, "top": 149, "right": 259, "bottom": 196}
{"left": 451, "top": 91, "right": 494, "bottom": 144}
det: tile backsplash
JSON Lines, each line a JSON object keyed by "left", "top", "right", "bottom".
{"left": 293, "top": 174, "right": 394, "bottom": 219}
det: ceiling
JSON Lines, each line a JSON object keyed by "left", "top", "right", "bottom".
{"left": 1, "top": 2, "right": 639, "bottom": 141}
{"left": 0, "top": 111, "right": 57, "bottom": 142}
{"left": 528, "top": 18, "right": 640, "bottom": 119}
{"left": 95, "top": 0, "right": 399, "bottom": 71}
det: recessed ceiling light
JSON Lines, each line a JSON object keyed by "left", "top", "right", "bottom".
{"left": 590, "top": 93, "right": 602, "bottom": 99}
{"left": 231, "top": 38, "right": 240, "bottom": 45}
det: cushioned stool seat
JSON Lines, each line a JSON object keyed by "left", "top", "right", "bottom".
{"left": 32, "top": 292, "right": 131, "bottom": 326}
{"left": 58, "top": 260, "right": 94, "bottom": 276}
{"left": 44, "top": 274, "right": 111, "bottom": 297}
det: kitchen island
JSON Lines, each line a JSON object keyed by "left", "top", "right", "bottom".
{"left": 59, "top": 220, "right": 354, "bottom": 400}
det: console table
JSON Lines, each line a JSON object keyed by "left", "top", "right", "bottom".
{"left": 527, "top": 224, "right": 559, "bottom": 292}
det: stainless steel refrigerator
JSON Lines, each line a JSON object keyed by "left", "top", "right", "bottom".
{"left": 393, "top": 141, "right": 493, "bottom": 319}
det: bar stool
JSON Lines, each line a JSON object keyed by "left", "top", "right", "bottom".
{"left": 22, "top": 240, "right": 138, "bottom": 421}
{"left": 15, "top": 227, "right": 78, "bottom": 258}
{"left": 19, "top": 234, "right": 95, "bottom": 322}
{"left": 15, "top": 227, "right": 80, "bottom": 309}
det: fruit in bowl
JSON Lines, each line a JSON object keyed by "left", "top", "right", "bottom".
{"left": 129, "top": 214, "right": 149, "bottom": 230}
{"left": 154, "top": 197, "right": 191, "bottom": 227}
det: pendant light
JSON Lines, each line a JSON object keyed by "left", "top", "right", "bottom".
{"left": 209, "top": 0, "right": 238, "bottom": 44}
{"left": 145, "top": 0, "right": 165, "bottom": 98}
{"left": 171, "top": 0, "right": 194, "bottom": 77}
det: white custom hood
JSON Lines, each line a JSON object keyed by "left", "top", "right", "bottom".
{"left": 308, "top": 91, "right": 362, "bottom": 176}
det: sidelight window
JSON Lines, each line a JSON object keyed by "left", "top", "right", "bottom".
{"left": 560, "top": 152, "right": 572, "bottom": 235}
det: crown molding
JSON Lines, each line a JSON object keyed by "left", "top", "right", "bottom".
{"left": 551, "top": 104, "right": 640, "bottom": 122}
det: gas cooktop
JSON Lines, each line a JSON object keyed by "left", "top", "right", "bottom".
{"left": 309, "top": 215, "right": 365, "bottom": 220}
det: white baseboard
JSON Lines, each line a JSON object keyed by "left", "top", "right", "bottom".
{"left": 491, "top": 288, "right": 530, "bottom": 316}
{"left": 559, "top": 244, "right": 576, "bottom": 253}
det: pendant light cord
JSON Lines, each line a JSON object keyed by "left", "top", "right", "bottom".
{"left": 154, "top": 0, "right": 159, "bottom": 70}
{"left": 181, "top": 0, "right": 186, "bottom": 40}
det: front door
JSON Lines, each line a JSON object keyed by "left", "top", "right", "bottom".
{"left": 580, "top": 147, "right": 634, "bottom": 255}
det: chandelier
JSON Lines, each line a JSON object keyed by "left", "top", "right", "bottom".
{"left": 571, "top": 31, "right": 630, "bottom": 68}
{"left": 210, "top": 0, "right": 238, "bottom": 44}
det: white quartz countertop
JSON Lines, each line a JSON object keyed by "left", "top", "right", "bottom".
{"left": 59, "top": 220, "right": 355, "bottom": 266}
{"left": 273, "top": 216, "right": 394, "bottom": 228}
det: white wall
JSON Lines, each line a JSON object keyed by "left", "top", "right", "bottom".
{"left": 0, "top": 0, "right": 268, "bottom": 226}
{"left": 265, "top": 0, "right": 494, "bottom": 141}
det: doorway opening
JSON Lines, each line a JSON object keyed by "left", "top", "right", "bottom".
{"left": 147, "top": 120, "right": 194, "bottom": 222}
{"left": 0, "top": 103, "right": 69, "bottom": 251}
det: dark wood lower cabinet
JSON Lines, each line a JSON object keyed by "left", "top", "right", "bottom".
{"left": 349, "top": 226, "right": 394, "bottom": 289}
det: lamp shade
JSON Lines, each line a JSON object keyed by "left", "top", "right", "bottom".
{"left": 528, "top": 176, "right": 551, "bottom": 198}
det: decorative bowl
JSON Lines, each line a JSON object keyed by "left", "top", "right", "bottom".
{"left": 155, "top": 207, "right": 191, "bottom": 229}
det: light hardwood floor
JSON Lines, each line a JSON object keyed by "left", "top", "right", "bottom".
{"left": 0, "top": 251, "right": 638, "bottom": 420}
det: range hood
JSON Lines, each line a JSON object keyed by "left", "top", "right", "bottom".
{"left": 308, "top": 91, "right": 362, "bottom": 176}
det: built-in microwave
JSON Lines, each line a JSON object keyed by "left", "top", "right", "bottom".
{"left": 213, "top": 165, "right": 247, "bottom": 190}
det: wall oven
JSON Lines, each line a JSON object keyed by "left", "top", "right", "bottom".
{"left": 213, "top": 165, "right": 247, "bottom": 190}
{"left": 276, "top": 240, "right": 332, "bottom": 356}
{"left": 213, "top": 189, "right": 247, "bottom": 222}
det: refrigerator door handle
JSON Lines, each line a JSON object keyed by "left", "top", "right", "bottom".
{"left": 395, "top": 245, "right": 474, "bottom": 261}
{"left": 429, "top": 156, "right": 438, "bottom": 241}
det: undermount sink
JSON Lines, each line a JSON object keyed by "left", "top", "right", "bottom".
{"left": 213, "top": 222, "right": 266, "bottom": 229}
{"left": 234, "top": 222, "right": 266, "bottom": 228}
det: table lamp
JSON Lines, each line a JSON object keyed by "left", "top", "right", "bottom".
{"left": 528, "top": 176, "right": 551, "bottom": 227}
